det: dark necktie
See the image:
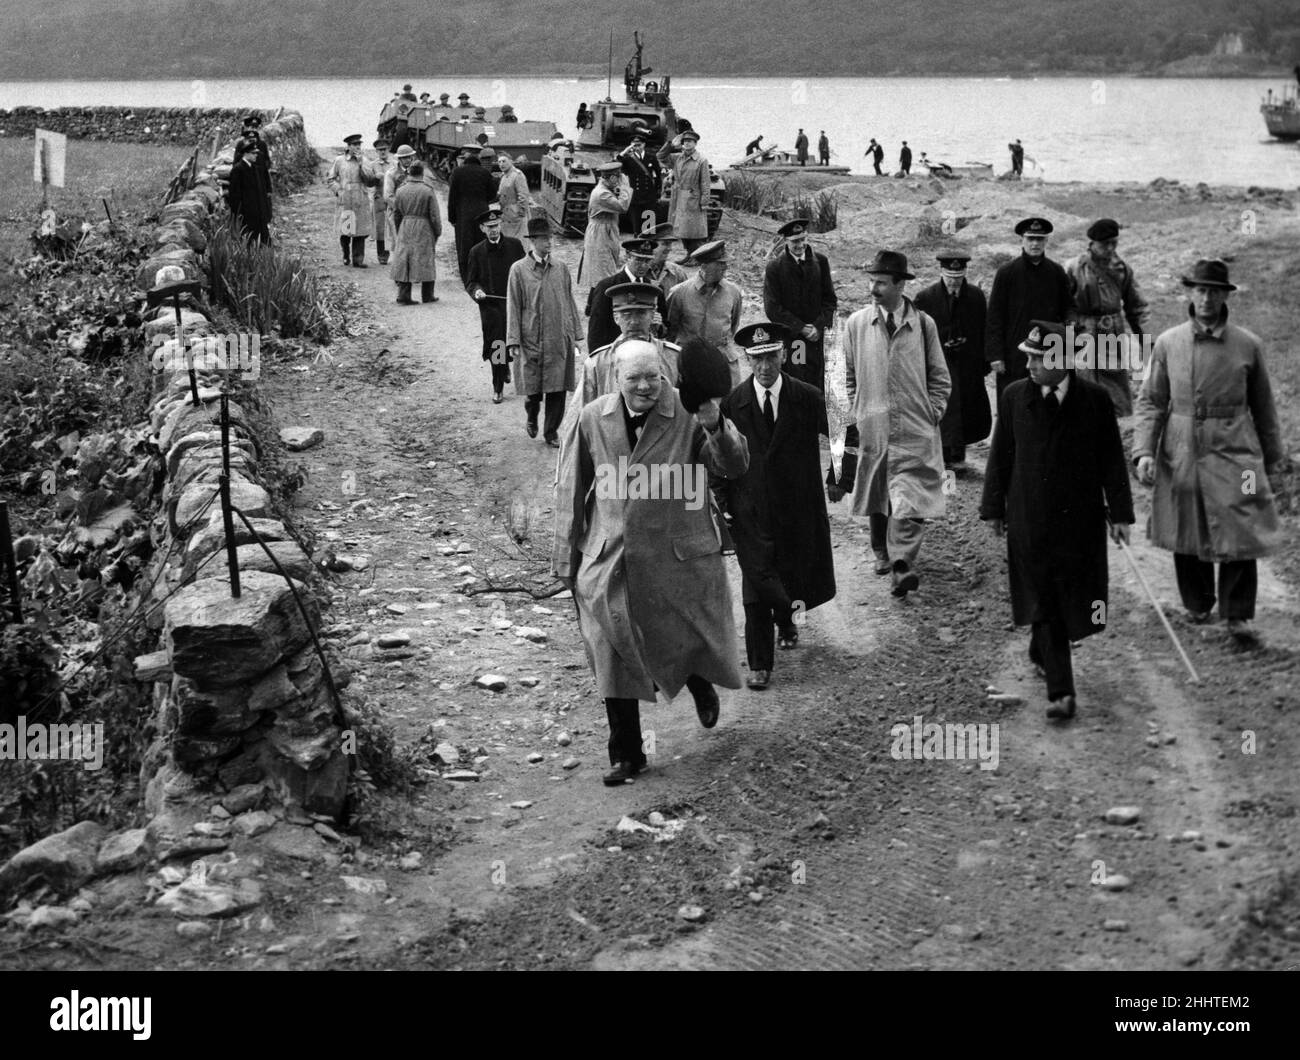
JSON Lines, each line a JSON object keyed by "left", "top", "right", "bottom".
{"left": 627, "top": 411, "right": 648, "bottom": 448}
{"left": 763, "top": 389, "right": 775, "bottom": 432}
{"left": 1045, "top": 385, "right": 1060, "bottom": 411}
{"left": 885, "top": 312, "right": 896, "bottom": 338}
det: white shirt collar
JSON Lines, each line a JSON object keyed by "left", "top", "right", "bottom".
{"left": 753, "top": 371, "right": 783, "bottom": 410}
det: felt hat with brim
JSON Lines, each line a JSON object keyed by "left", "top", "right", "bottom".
{"left": 607, "top": 281, "right": 661, "bottom": 310}
{"left": 651, "top": 223, "right": 678, "bottom": 242}
{"left": 394, "top": 144, "right": 417, "bottom": 158}
{"left": 476, "top": 207, "right": 504, "bottom": 225}
{"left": 1086, "top": 218, "right": 1120, "bottom": 241}
{"left": 1014, "top": 216, "right": 1053, "bottom": 236}
{"left": 777, "top": 219, "right": 809, "bottom": 238}
{"left": 865, "top": 249, "right": 915, "bottom": 280}
{"left": 479, "top": 147, "right": 497, "bottom": 160}
{"left": 677, "top": 337, "right": 732, "bottom": 413}
{"left": 1181, "top": 258, "right": 1236, "bottom": 290}
{"left": 734, "top": 321, "right": 791, "bottom": 355}
{"left": 688, "top": 240, "right": 728, "bottom": 264}
{"left": 526, "top": 217, "right": 552, "bottom": 238}
{"left": 621, "top": 238, "right": 656, "bottom": 257}
{"left": 343, "top": 134, "right": 363, "bottom": 145}
{"left": 1018, "top": 320, "right": 1067, "bottom": 356}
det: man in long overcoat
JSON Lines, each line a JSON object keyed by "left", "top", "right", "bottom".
{"left": 240, "top": 114, "right": 272, "bottom": 220}
{"left": 721, "top": 322, "right": 836, "bottom": 690}
{"left": 494, "top": 153, "right": 532, "bottom": 240}
{"left": 580, "top": 162, "right": 632, "bottom": 284}
{"left": 382, "top": 144, "right": 416, "bottom": 249}
{"left": 1133, "top": 258, "right": 1287, "bottom": 646}
{"left": 985, "top": 216, "right": 1071, "bottom": 398}
{"left": 447, "top": 147, "right": 496, "bottom": 282}
{"left": 913, "top": 250, "right": 991, "bottom": 469}
{"left": 552, "top": 340, "right": 749, "bottom": 785}
{"left": 369, "top": 139, "right": 392, "bottom": 264}
{"left": 795, "top": 128, "right": 809, "bottom": 166}
{"left": 467, "top": 208, "right": 526, "bottom": 402}
{"left": 657, "top": 129, "right": 710, "bottom": 253}
{"left": 225, "top": 139, "right": 271, "bottom": 244}
{"left": 833, "top": 251, "right": 949, "bottom": 597}
{"left": 762, "top": 218, "right": 838, "bottom": 393}
{"left": 616, "top": 128, "right": 664, "bottom": 234}
{"left": 389, "top": 161, "right": 442, "bottom": 305}
{"left": 981, "top": 321, "right": 1135, "bottom": 720}
{"left": 327, "top": 133, "right": 379, "bottom": 266}
{"left": 506, "top": 217, "right": 583, "bottom": 447}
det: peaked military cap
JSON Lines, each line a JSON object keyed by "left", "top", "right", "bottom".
{"left": 678, "top": 128, "right": 700, "bottom": 143}
{"left": 621, "top": 238, "right": 657, "bottom": 257}
{"left": 1018, "top": 320, "right": 1067, "bottom": 355}
{"left": 734, "top": 322, "right": 792, "bottom": 355}
{"left": 777, "top": 219, "right": 809, "bottom": 238}
{"left": 343, "top": 133, "right": 363, "bottom": 145}
{"left": 607, "top": 281, "right": 661, "bottom": 310}
{"left": 1014, "top": 216, "right": 1053, "bottom": 236}
{"left": 596, "top": 161, "right": 623, "bottom": 175}
{"left": 935, "top": 249, "right": 971, "bottom": 267}
{"left": 687, "top": 240, "right": 728, "bottom": 264}
{"left": 476, "top": 206, "right": 504, "bottom": 225}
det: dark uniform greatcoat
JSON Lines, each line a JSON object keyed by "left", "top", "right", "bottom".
{"left": 984, "top": 252, "right": 1072, "bottom": 397}
{"left": 913, "top": 278, "right": 992, "bottom": 448}
{"left": 720, "top": 373, "right": 836, "bottom": 611}
{"left": 446, "top": 158, "right": 495, "bottom": 280}
{"left": 226, "top": 158, "right": 272, "bottom": 242}
{"left": 762, "top": 247, "right": 838, "bottom": 392}
{"left": 980, "top": 375, "right": 1135, "bottom": 641}
{"left": 465, "top": 234, "right": 526, "bottom": 361}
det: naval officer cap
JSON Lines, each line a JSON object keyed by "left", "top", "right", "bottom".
{"left": 620, "top": 237, "right": 657, "bottom": 258}
{"left": 1014, "top": 216, "right": 1054, "bottom": 236}
{"left": 776, "top": 219, "right": 810, "bottom": 238}
{"left": 1018, "top": 319, "right": 1067, "bottom": 356}
{"left": 475, "top": 206, "right": 504, "bottom": 225}
{"left": 1086, "top": 218, "right": 1121, "bottom": 241}
{"left": 606, "top": 281, "right": 661, "bottom": 310}
{"left": 734, "top": 322, "right": 792, "bottom": 356}
{"left": 935, "top": 249, "right": 971, "bottom": 269}
{"left": 687, "top": 240, "right": 728, "bottom": 264}
{"left": 343, "top": 133, "right": 364, "bottom": 145}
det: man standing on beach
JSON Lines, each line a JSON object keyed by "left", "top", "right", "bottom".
{"left": 1133, "top": 259, "right": 1288, "bottom": 647}
{"left": 866, "top": 139, "right": 884, "bottom": 175}
{"left": 985, "top": 216, "right": 1072, "bottom": 400}
{"left": 1066, "top": 218, "right": 1150, "bottom": 417}
{"left": 795, "top": 129, "right": 810, "bottom": 167}
{"left": 1009, "top": 139, "right": 1025, "bottom": 176}
{"left": 762, "top": 219, "right": 838, "bottom": 393}
{"left": 899, "top": 141, "right": 912, "bottom": 175}
{"left": 507, "top": 217, "right": 583, "bottom": 447}
{"left": 818, "top": 131, "right": 831, "bottom": 166}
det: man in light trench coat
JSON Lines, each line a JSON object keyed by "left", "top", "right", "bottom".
{"left": 553, "top": 340, "right": 749, "bottom": 786}
{"left": 657, "top": 128, "right": 710, "bottom": 253}
{"left": 832, "top": 250, "right": 950, "bottom": 598}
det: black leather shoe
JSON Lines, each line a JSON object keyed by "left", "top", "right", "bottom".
{"left": 873, "top": 551, "right": 892, "bottom": 575}
{"left": 690, "top": 680, "right": 720, "bottom": 728}
{"left": 545, "top": 436, "right": 560, "bottom": 448}
{"left": 526, "top": 420, "right": 538, "bottom": 438}
{"left": 1028, "top": 646, "right": 1046, "bottom": 680}
{"left": 1045, "top": 695, "right": 1077, "bottom": 720}
{"left": 891, "top": 560, "right": 919, "bottom": 597}
{"left": 746, "top": 670, "right": 770, "bottom": 690}
{"left": 777, "top": 628, "right": 798, "bottom": 649}
{"left": 602, "top": 760, "right": 644, "bottom": 786}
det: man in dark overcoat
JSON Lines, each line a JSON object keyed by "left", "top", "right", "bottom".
{"left": 762, "top": 218, "right": 838, "bottom": 393}
{"left": 225, "top": 139, "right": 272, "bottom": 244}
{"left": 447, "top": 146, "right": 495, "bottom": 282}
{"left": 616, "top": 127, "right": 664, "bottom": 234}
{"left": 240, "top": 114, "right": 272, "bottom": 219}
{"left": 720, "top": 322, "right": 836, "bottom": 691}
{"left": 586, "top": 238, "right": 666, "bottom": 353}
{"left": 465, "top": 207, "right": 526, "bottom": 402}
{"left": 980, "top": 321, "right": 1135, "bottom": 721}
{"left": 913, "top": 250, "right": 991, "bottom": 469}
{"left": 985, "top": 216, "right": 1072, "bottom": 399}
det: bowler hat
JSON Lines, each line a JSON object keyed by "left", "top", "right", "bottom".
{"left": 526, "top": 217, "right": 552, "bottom": 238}
{"left": 1181, "top": 258, "right": 1236, "bottom": 290}
{"left": 607, "top": 281, "right": 660, "bottom": 311}
{"left": 1086, "top": 218, "right": 1120, "bottom": 241}
{"left": 864, "top": 249, "right": 915, "bottom": 280}
{"left": 734, "top": 321, "right": 791, "bottom": 354}
{"left": 677, "top": 338, "right": 733, "bottom": 413}
{"left": 1014, "top": 216, "right": 1053, "bottom": 236}
{"left": 688, "top": 240, "right": 728, "bottom": 264}
{"left": 777, "top": 219, "right": 809, "bottom": 238}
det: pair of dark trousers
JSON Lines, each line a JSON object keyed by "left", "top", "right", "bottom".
{"left": 605, "top": 698, "right": 646, "bottom": 767}
{"left": 1030, "top": 615, "right": 1074, "bottom": 701}
{"left": 1174, "top": 554, "right": 1257, "bottom": 620}
{"left": 525, "top": 391, "right": 566, "bottom": 440}
{"left": 943, "top": 444, "right": 966, "bottom": 465}
{"left": 744, "top": 600, "right": 795, "bottom": 672}
{"left": 339, "top": 235, "right": 367, "bottom": 264}
{"left": 490, "top": 361, "right": 511, "bottom": 393}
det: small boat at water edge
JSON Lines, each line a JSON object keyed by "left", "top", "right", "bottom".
{"left": 729, "top": 145, "right": 850, "bottom": 174}
{"left": 1261, "top": 81, "right": 1300, "bottom": 141}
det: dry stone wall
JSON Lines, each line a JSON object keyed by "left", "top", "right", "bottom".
{"left": 0, "top": 106, "right": 259, "bottom": 146}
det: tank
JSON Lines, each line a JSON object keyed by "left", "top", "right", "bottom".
{"left": 377, "top": 99, "right": 559, "bottom": 189}
{"left": 538, "top": 33, "right": 725, "bottom": 237}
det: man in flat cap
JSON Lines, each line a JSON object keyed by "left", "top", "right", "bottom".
{"left": 586, "top": 239, "right": 667, "bottom": 353}
{"left": 1134, "top": 259, "right": 1288, "bottom": 647}
{"left": 581, "top": 161, "right": 631, "bottom": 285}
{"left": 657, "top": 128, "right": 711, "bottom": 253}
{"left": 721, "top": 322, "right": 837, "bottom": 690}
{"left": 447, "top": 145, "right": 496, "bottom": 282}
{"left": 327, "top": 134, "right": 380, "bottom": 267}
{"left": 552, "top": 339, "right": 749, "bottom": 786}
{"left": 833, "top": 250, "right": 949, "bottom": 596}
{"left": 1066, "top": 217, "right": 1150, "bottom": 417}
{"left": 616, "top": 125, "right": 665, "bottom": 234}
{"left": 985, "top": 216, "right": 1072, "bottom": 399}
{"left": 507, "top": 217, "right": 583, "bottom": 447}
{"left": 467, "top": 207, "right": 526, "bottom": 403}
{"left": 667, "top": 240, "right": 745, "bottom": 386}
{"left": 369, "top": 139, "right": 392, "bottom": 264}
{"left": 913, "top": 250, "right": 991, "bottom": 472}
{"left": 981, "top": 321, "right": 1135, "bottom": 721}
{"left": 763, "top": 218, "right": 838, "bottom": 393}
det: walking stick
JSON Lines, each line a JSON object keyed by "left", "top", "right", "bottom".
{"left": 1111, "top": 523, "right": 1201, "bottom": 684}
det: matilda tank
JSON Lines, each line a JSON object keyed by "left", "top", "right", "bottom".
{"left": 537, "top": 33, "right": 725, "bottom": 237}
{"left": 377, "top": 97, "right": 559, "bottom": 189}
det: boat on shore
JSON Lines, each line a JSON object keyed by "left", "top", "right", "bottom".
{"left": 729, "top": 145, "right": 850, "bottom": 174}
{"left": 1260, "top": 81, "right": 1300, "bottom": 141}
{"left": 921, "top": 159, "right": 994, "bottom": 179}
